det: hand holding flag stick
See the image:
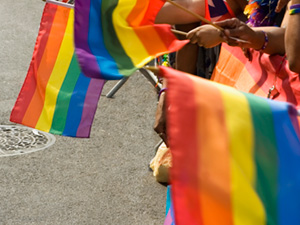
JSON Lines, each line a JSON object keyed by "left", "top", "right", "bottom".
{"left": 171, "top": 29, "right": 251, "bottom": 44}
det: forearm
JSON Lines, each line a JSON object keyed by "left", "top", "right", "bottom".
{"left": 253, "top": 27, "right": 285, "bottom": 55}
{"left": 155, "top": 0, "right": 205, "bottom": 25}
{"left": 175, "top": 23, "right": 199, "bottom": 74}
{"left": 215, "top": 18, "right": 285, "bottom": 55}
{"left": 285, "top": 0, "right": 300, "bottom": 73}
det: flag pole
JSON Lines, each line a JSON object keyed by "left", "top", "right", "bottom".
{"left": 46, "top": 0, "right": 74, "bottom": 8}
{"left": 171, "top": 29, "right": 187, "bottom": 36}
{"left": 145, "top": 66, "right": 160, "bottom": 74}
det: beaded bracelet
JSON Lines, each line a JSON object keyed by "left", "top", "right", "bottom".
{"left": 290, "top": 4, "right": 300, "bottom": 15}
{"left": 257, "top": 31, "right": 269, "bottom": 51}
{"left": 158, "top": 88, "right": 167, "bottom": 100}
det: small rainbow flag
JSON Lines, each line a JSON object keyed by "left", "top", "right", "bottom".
{"left": 10, "top": 3, "right": 104, "bottom": 138}
{"left": 161, "top": 66, "right": 300, "bottom": 225}
{"left": 74, "top": 0, "right": 188, "bottom": 80}
{"left": 212, "top": 43, "right": 300, "bottom": 108}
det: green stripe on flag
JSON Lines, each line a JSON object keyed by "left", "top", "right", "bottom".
{"left": 245, "top": 93, "right": 278, "bottom": 225}
{"left": 50, "top": 54, "right": 81, "bottom": 135}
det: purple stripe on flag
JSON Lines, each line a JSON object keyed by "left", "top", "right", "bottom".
{"left": 74, "top": 0, "right": 101, "bottom": 78}
{"left": 76, "top": 78, "right": 105, "bottom": 137}
{"left": 164, "top": 209, "right": 174, "bottom": 225}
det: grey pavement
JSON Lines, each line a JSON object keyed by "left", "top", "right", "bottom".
{"left": 0, "top": 1, "right": 166, "bottom": 224}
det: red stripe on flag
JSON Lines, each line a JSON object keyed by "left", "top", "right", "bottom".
{"left": 162, "top": 66, "right": 204, "bottom": 224}
{"left": 10, "top": 4, "right": 58, "bottom": 123}
{"left": 154, "top": 25, "right": 189, "bottom": 53}
{"left": 162, "top": 66, "right": 233, "bottom": 224}
{"left": 139, "top": 0, "right": 166, "bottom": 25}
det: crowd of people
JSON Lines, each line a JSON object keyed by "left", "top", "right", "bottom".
{"left": 150, "top": 0, "right": 300, "bottom": 182}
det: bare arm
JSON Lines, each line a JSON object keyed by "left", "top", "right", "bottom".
{"left": 155, "top": 0, "right": 205, "bottom": 25}
{"left": 174, "top": 23, "right": 199, "bottom": 74}
{"left": 153, "top": 79, "right": 168, "bottom": 146}
{"left": 155, "top": 0, "right": 247, "bottom": 25}
{"left": 253, "top": 27, "right": 285, "bottom": 55}
{"left": 215, "top": 18, "right": 285, "bottom": 55}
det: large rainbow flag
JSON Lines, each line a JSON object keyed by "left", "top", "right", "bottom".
{"left": 212, "top": 43, "right": 300, "bottom": 108}
{"left": 161, "top": 66, "right": 300, "bottom": 225}
{"left": 10, "top": 3, "right": 104, "bottom": 138}
{"left": 74, "top": 0, "right": 188, "bottom": 80}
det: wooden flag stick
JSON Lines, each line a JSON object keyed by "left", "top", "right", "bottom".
{"left": 171, "top": 29, "right": 188, "bottom": 36}
{"left": 145, "top": 66, "right": 160, "bottom": 74}
{"left": 46, "top": 0, "right": 74, "bottom": 8}
{"left": 166, "top": 0, "right": 224, "bottom": 31}
{"left": 171, "top": 29, "right": 251, "bottom": 44}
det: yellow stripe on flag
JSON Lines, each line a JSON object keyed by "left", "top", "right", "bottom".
{"left": 35, "top": 10, "right": 75, "bottom": 131}
{"left": 215, "top": 83, "right": 266, "bottom": 225}
{"left": 113, "top": 0, "right": 152, "bottom": 68}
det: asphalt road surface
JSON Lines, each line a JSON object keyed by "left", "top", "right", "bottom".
{"left": 0, "top": 1, "right": 166, "bottom": 224}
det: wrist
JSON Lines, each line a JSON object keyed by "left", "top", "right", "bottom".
{"left": 254, "top": 31, "right": 268, "bottom": 51}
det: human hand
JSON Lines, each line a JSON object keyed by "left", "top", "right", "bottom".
{"left": 214, "top": 18, "right": 259, "bottom": 49}
{"left": 186, "top": 24, "right": 224, "bottom": 48}
{"left": 275, "top": 0, "right": 290, "bottom": 12}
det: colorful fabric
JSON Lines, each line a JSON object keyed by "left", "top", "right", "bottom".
{"left": 164, "top": 186, "right": 175, "bottom": 225}
{"left": 205, "top": 0, "right": 235, "bottom": 22}
{"left": 212, "top": 43, "right": 300, "bottom": 108}
{"left": 74, "top": 0, "right": 188, "bottom": 80}
{"left": 161, "top": 66, "right": 300, "bottom": 225}
{"left": 289, "top": 7, "right": 300, "bottom": 15}
{"left": 244, "top": 0, "right": 279, "bottom": 27}
{"left": 10, "top": 3, "right": 104, "bottom": 138}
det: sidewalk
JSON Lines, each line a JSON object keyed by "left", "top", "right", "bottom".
{"left": 0, "top": 1, "right": 166, "bottom": 224}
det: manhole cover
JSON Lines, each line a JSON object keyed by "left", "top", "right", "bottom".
{"left": 0, "top": 125, "right": 56, "bottom": 157}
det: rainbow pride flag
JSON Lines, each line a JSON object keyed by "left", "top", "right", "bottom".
{"left": 212, "top": 43, "right": 300, "bottom": 108}
{"left": 164, "top": 186, "right": 175, "bottom": 225}
{"left": 10, "top": 3, "right": 104, "bottom": 138}
{"left": 161, "top": 66, "right": 300, "bottom": 225}
{"left": 74, "top": 0, "right": 188, "bottom": 80}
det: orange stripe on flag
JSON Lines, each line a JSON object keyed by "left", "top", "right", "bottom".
{"left": 190, "top": 76, "right": 234, "bottom": 225}
{"left": 22, "top": 7, "right": 70, "bottom": 127}
{"left": 133, "top": 26, "right": 168, "bottom": 56}
{"left": 126, "top": 0, "right": 148, "bottom": 27}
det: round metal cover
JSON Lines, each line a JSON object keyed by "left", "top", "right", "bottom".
{"left": 0, "top": 125, "right": 56, "bottom": 157}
